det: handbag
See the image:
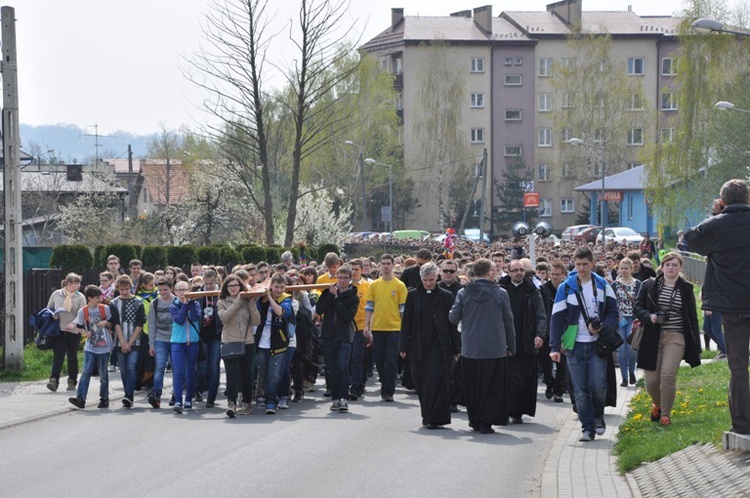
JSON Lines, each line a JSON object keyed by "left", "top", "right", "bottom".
{"left": 627, "top": 321, "right": 644, "bottom": 351}
{"left": 596, "top": 327, "right": 624, "bottom": 357}
{"left": 220, "top": 341, "right": 245, "bottom": 359}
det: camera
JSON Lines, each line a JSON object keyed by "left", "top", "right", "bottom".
{"left": 586, "top": 318, "right": 602, "bottom": 331}
{"left": 656, "top": 311, "right": 670, "bottom": 324}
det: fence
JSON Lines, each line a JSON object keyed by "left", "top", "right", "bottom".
{"left": 0, "top": 268, "right": 62, "bottom": 347}
{"left": 681, "top": 252, "right": 707, "bottom": 285}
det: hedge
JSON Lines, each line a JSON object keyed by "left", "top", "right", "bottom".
{"left": 141, "top": 246, "right": 169, "bottom": 269}
{"left": 168, "top": 245, "right": 199, "bottom": 269}
{"left": 317, "top": 243, "right": 340, "bottom": 259}
{"left": 221, "top": 246, "right": 242, "bottom": 268}
{"left": 242, "top": 245, "right": 266, "bottom": 264}
{"left": 196, "top": 246, "right": 223, "bottom": 266}
{"left": 50, "top": 244, "right": 93, "bottom": 269}
{"left": 93, "top": 245, "right": 105, "bottom": 268}
{"left": 104, "top": 244, "right": 139, "bottom": 267}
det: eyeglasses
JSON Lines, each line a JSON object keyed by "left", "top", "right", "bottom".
{"left": 336, "top": 276, "right": 351, "bottom": 280}
{"left": 442, "top": 269, "right": 456, "bottom": 274}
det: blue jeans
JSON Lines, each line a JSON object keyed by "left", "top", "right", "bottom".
{"left": 618, "top": 317, "right": 637, "bottom": 380}
{"left": 349, "top": 331, "right": 366, "bottom": 393}
{"left": 372, "top": 331, "right": 399, "bottom": 397}
{"left": 151, "top": 340, "right": 171, "bottom": 397}
{"left": 256, "top": 348, "right": 284, "bottom": 406}
{"left": 566, "top": 341, "right": 607, "bottom": 433}
{"left": 278, "top": 346, "right": 295, "bottom": 399}
{"left": 171, "top": 342, "right": 199, "bottom": 406}
{"left": 703, "top": 312, "right": 726, "bottom": 354}
{"left": 117, "top": 348, "right": 140, "bottom": 398}
{"left": 323, "top": 338, "right": 353, "bottom": 400}
{"left": 198, "top": 338, "right": 221, "bottom": 401}
{"left": 77, "top": 351, "right": 110, "bottom": 401}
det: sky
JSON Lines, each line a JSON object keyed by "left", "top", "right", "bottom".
{"left": 16, "top": 0, "right": 688, "bottom": 136}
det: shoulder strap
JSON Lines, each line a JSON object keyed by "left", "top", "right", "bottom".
{"left": 83, "top": 306, "right": 90, "bottom": 324}
{"left": 98, "top": 304, "right": 107, "bottom": 319}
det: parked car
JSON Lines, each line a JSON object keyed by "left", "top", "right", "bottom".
{"left": 596, "top": 227, "right": 644, "bottom": 245}
{"left": 463, "top": 228, "right": 490, "bottom": 243}
{"left": 393, "top": 229, "right": 431, "bottom": 241}
{"left": 561, "top": 224, "right": 595, "bottom": 241}
{"left": 573, "top": 226, "right": 601, "bottom": 244}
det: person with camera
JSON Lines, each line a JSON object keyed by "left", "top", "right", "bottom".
{"left": 634, "top": 251, "right": 701, "bottom": 426}
{"left": 685, "top": 179, "right": 750, "bottom": 435}
{"left": 549, "top": 247, "right": 619, "bottom": 442}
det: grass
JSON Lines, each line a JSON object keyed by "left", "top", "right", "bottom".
{"left": 0, "top": 345, "right": 84, "bottom": 382}
{"left": 614, "top": 357, "right": 730, "bottom": 474}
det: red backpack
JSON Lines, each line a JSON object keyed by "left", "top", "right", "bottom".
{"left": 83, "top": 304, "right": 108, "bottom": 326}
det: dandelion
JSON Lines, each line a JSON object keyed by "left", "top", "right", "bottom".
{"left": 633, "top": 413, "right": 643, "bottom": 421}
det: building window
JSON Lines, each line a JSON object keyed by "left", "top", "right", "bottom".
{"left": 627, "top": 57, "right": 645, "bottom": 75}
{"left": 560, "top": 128, "right": 572, "bottom": 143}
{"left": 395, "top": 93, "right": 402, "bottom": 110}
{"left": 470, "top": 93, "right": 485, "bottom": 108}
{"left": 539, "top": 58, "right": 552, "bottom": 77}
{"left": 505, "top": 109, "right": 522, "bottom": 121}
{"left": 592, "top": 162, "right": 603, "bottom": 178}
{"left": 394, "top": 57, "right": 402, "bottom": 75}
{"left": 561, "top": 198, "right": 575, "bottom": 213}
{"left": 628, "top": 195, "right": 634, "bottom": 220}
{"left": 561, "top": 163, "right": 574, "bottom": 177}
{"left": 661, "top": 92, "right": 678, "bottom": 111}
{"left": 470, "top": 128, "right": 485, "bottom": 143}
{"left": 380, "top": 56, "right": 389, "bottom": 72}
{"left": 629, "top": 93, "right": 643, "bottom": 111}
{"left": 561, "top": 57, "right": 576, "bottom": 67}
{"left": 662, "top": 57, "right": 675, "bottom": 76}
{"left": 539, "top": 198, "right": 552, "bottom": 217}
{"left": 628, "top": 128, "right": 644, "bottom": 146}
{"left": 538, "top": 93, "right": 552, "bottom": 112}
{"left": 661, "top": 127, "right": 674, "bottom": 143}
{"left": 504, "top": 145, "right": 522, "bottom": 157}
{"left": 504, "top": 57, "right": 513, "bottom": 66}
{"left": 515, "top": 57, "right": 523, "bottom": 66}
{"left": 538, "top": 128, "right": 552, "bottom": 147}
{"left": 561, "top": 93, "right": 573, "bottom": 109}
{"left": 471, "top": 57, "right": 484, "bottom": 73}
{"left": 538, "top": 164, "right": 551, "bottom": 182}
{"left": 505, "top": 74, "right": 522, "bottom": 86}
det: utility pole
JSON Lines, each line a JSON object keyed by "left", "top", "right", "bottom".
{"left": 478, "top": 148, "right": 488, "bottom": 243}
{"left": 3, "top": 6, "right": 23, "bottom": 371}
{"left": 127, "top": 145, "right": 133, "bottom": 219}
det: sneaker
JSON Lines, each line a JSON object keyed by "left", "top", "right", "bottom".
{"left": 97, "top": 399, "right": 109, "bottom": 409}
{"left": 629, "top": 373, "right": 637, "bottom": 385}
{"left": 256, "top": 397, "right": 266, "bottom": 406}
{"left": 194, "top": 392, "right": 203, "bottom": 402}
{"left": 579, "top": 430, "right": 596, "bottom": 442}
{"left": 383, "top": 394, "right": 394, "bottom": 402}
{"left": 205, "top": 399, "right": 215, "bottom": 408}
{"left": 46, "top": 378, "right": 59, "bottom": 392}
{"left": 67, "top": 379, "right": 77, "bottom": 391}
{"left": 595, "top": 416, "right": 606, "bottom": 435}
{"left": 236, "top": 403, "right": 252, "bottom": 415}
{"left": 338, "top": 398, "right": 349, "bottom": 412}
{"left": 348, "top": 392, "right": 358, "bottom": 401}
{"left": 330, "top": 399, "right": 341, "bottom": 411}
{"left": 184, "top": 402, "right": 192, "bottom": 411}
{"left": 148, "top": 393, "right": 160, "bottom": 409}
{"left": 650, "top": 405, "right": 661, "bottom": 422}
{"left": 620, "top": 379, "right": 629, "bottom": 387}
{"left": 168, "top": 395, "right": 176, "bottom": 407}
{"left": 278, "top": 397, "right": 289, "bottom": 409}
{"left": 292, "top": 392, "right": 304, "bottom": 403}
{"left": 265, "top": 404, "right": 277, "bottom": 415}
{"left": 717, "top": 353, "right": 727, "bottom": 360}
{"left": 68, "top": 396, "right": 85, "bottom": 409}
{"left": 122, "top": 397, "right": 133, "bottom": 408}
{"left": 226, "top": 402, "right": 236, "bottom": 418}
{"left": 108, "top": 365, "right": 117, "bottom": 372}
{"left": 173, "top": 403, "right": 183, "bottom": 414}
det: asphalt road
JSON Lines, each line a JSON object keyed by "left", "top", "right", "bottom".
{"left": 0, "top": 383, "right": 569, "bottom": 497}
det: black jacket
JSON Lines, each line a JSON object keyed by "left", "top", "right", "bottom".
{"left": 684, "top": 203, "right": 750, "bottom": 313}
{"left": 316, "top": 286, "right": 359, "bottom": 343}
{"left": 400, "top": 284, "right": 460, "bottom": 361}
{"left": 399, "top": 265, "right": 423, "bottom": 290}
{"left": 499, "top": 276, "right": 548, "bottom": 355}
{"left": 634, "top": 275, "right": 701, "bottom": 370}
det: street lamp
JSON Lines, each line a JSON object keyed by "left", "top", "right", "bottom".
{"left": 364, "top": 158, "right": 393, "bottom": 233}
{"left": 715, "top": 100, "right": 750, "bottom": 114}
{"left": 567, "top": 137, "right": 607, "bottom": 246}
{"left": 692, "top": 18, "right": 750, "bottom": 36}
{"left": 345, "top": 140, "right": 368, "bottom": 232}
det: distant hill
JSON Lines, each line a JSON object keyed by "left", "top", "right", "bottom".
{"left": 20, "top": 123, "right": 155, "bottom": 163}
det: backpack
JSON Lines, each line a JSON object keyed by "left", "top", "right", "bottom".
{"left": 83, "top": 304, "right": 108, "bottom": 326}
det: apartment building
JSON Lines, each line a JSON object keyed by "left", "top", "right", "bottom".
{"left": 361, "top": 0, "right": 680, "bottom": 235}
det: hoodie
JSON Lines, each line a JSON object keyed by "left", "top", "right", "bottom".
{"left": 448, "top": 278, "right": 516, "bottom": 359}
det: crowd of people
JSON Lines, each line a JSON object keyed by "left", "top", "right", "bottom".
{"left": 43, "top": 179, "right": 750, "bottom": 440}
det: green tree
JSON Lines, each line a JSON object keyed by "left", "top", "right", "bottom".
{"left": 493, "top": 157, "right": 536, "bottom": 234}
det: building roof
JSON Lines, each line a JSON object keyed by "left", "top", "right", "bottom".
{"left": 0, "top": 171, "right": 127, "bottom": 193}
{"left": 140, "top": 160, "right": 191, "bottom": 205}
{"left": 503, "top": 11, "right": 681, "bottom": 36}
{"left": 575, "top": 165, "right": 646, "bottom": 192}
{"left": 106, "top": 158, "right": 142, "bottom": 174}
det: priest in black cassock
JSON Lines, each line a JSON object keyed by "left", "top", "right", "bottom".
{"left": 400, "top": 262, "right": 460, "bottom": 429}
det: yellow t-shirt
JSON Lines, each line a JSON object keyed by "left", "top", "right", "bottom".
{"left": 313, "top": 272, "right": 336, "bottom": 298}
{"left": 365, "top": 277, "right": 407, "bottom": 332}
{"left": 352, "top": 278, "right": 371, "bottom": 331}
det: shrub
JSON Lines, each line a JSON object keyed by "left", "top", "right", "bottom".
{"left": 265, "top": 246, "right": 281, "bottom": 263}
{"left": 317, "top": 243, "right": 340, "bottom": 259}
{"left": 93, "top": 245, "right": 105, "bottom": 267}
{"left": 141, "top": 246, "right": 169, "bottom": 269}
{"left": 168, "top": 245, "right": 199, "bottom": 269}
{"left": 104, "top": 244, "right": 139, "bottom": 267}
{"left": 197, "top": 246, "right": 223, "bottom": 266}
{"left": 50, "top": 244, "right": 93, "bottom": 270}
{"left": 221, "top": 246, "right": 242, "bottom": 268}
{"left": 242, "top": 245, "right": 266, "bottom": 264}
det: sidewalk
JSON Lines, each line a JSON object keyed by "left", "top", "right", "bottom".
{"left": 0, "top": 371, "right": 173, "bottom": 431}
{"left": 541, "top": 380, "right": 641, "bottom": 498}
